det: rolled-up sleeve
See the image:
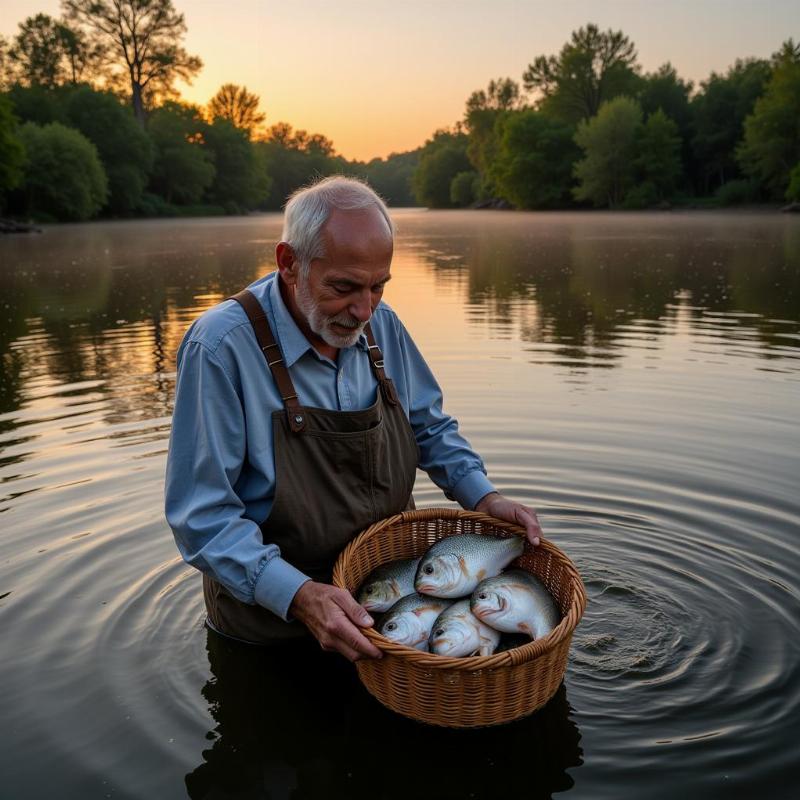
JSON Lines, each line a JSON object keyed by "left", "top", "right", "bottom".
{"left": 393, "top": 320, "right": 496, "bottom": 510}
{"left": 164, "top": 339, "right": 309, "bottom": 620}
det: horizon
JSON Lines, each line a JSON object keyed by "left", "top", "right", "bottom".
{"left": 1, "top": 0, "right": 797, "bottom": 161}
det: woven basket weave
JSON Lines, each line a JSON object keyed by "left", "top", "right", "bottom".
{"left": 332, "top": 507, "right": 587, "bottom": 728}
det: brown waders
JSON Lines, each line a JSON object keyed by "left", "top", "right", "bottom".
{"left": 203, "top": 289, "right": 419, "bottom": 643}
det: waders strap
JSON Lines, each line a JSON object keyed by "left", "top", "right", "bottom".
{"left": 364, "top": 323, "right": 399, "bottom": 407}
{"left": 229, "top": 289, "right": 306, "bottom": 433}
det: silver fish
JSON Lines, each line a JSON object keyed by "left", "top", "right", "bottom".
{"left": 429, "top": 599, "right": 501, "bottom": 657}
{"left": 470, "top": 569, "right": 560, "bottom": 640}
{"left": 415, "top": 533, "right": 524, "bottom": 598}
{"left": 378, "top": 593, "right": 454, "bottom": 651}
{"left": 357, "top": 557, "right": 420, "bottom": 612}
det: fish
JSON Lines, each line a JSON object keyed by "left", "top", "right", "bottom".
{"left": 356, "top": 556, "right": 420, "bottom": 612}
{"left": 377, "top": 593, "right": 454, "bottom": 650}
{"left": 470, "top": 569, "right": 560, "bottom": 640}
{"left": 428, "top": 599, "right": 501, "bottom": 657}
{"left": 414, "top": 533, "right": 524, "bottom": 598}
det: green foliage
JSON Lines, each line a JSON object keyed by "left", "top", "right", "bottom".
{"left": 357, "top": 150, "right": 419, "bottom": 206}
{"left": 523, "top": 24, "right": 641, "bottom": 124}
{"left": 18, "top": 120, "right": 107, "bottom": 220}
{"left": 464, "top": 78, "right": 523, "bottom": 196}
{"left": 412, "top": 130, "right": 472, "bottom": 208}
{"left": 203, "top": 118, "right": 269, "bottom": 211}
{"left": 691, "top": 58, "right": 771, "bottom": 192}
{"left": 147, "top": 102, "right": 214, "bottom": 205}
{"left": 738, "top": 40, "right": 800, "bottom": 199}
{"left": 449, "top": 170, "right": 479, "bottom": 207}
{"left": 573, "top": 96, "right": 642, "bottom": 207}
{"left": 63, "top": 85, "right": 153, "bottom": 214}
{"left": 714, "top": 179, "right": 760, "bottom": 206}
{"left": 786, "top": 163, "right": 800, "bottom": 202}
{"left": 0, "top": 95, "right": 26, "bottom": 200}
{"left": 636, "top": 109, "right": 682, "bottom": 201}
{"left": 491, "top": 110, "right": 578, "bottom": 208}
{"left": 3, "top": 83, "right": 65, "bottom": 125}
{"left": 256, "top": 122, "right": 341, "bottom": 209}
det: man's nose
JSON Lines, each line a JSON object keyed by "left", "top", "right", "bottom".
{"left": 349, "top": 291, "right": 373, "bottom": 323}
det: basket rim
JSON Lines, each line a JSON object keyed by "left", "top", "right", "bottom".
{"left": 333, "top": 506, "right": 588, "bottom": 671}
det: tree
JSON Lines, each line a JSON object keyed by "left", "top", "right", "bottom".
{"left": 464, "top": 78, "right": 523, "bottom": 195}
{"left": 63, "top": 86, "right": 154, "bottom": 213}
{"left": 491, "top": 110, "right": 579, "bottom": 208}
{"left": 203, "top": 118, "right": 269, "bottom": 211}
{"left": 63, "top": 0, "right": 202, "bottom": 126}
{"left": 634, "top": 109, "right": 683, "bottom": 204}
{"left": 18, "top": 121, "right": 107, "bottom": 220}
{"left": 738, "top": 40, "right": 800, "bottom": 199}
{"left": 6, "top": 14, "right": 100, "bottom": 88}
{"left": 691, "top": 58, "right": 771, "bottom": 192}
{"left": 412, "top": 130, "right": 472, "bottom": 208}
{"left": 358, "top": 150, "right": 420, "bottom": 206}
{"left": 0, "top": 96, "right": 26, "bottom": 204}
{"left": 207, "top": 83, "right": 265, "bottom": 136}
{"left": 523, "top": 24, "right": 641, "bottom": 124}
{"left": 573, "top": 96, "right": 642, "bottom": 207}
{"left": 255, "top": 122, "right": 340, "bottom": 209}
{"left": 449, "top": 170, "right": 479, "bottom": 207}
{"left": 147, "top": 102, "right": 214, "bottom": 204}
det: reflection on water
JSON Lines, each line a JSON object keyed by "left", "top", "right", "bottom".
{"left": 1, "top": 212, "right": 799, "bottom": 799}
{"left": 188, "top": 631, "right": 581, "bottom": 800}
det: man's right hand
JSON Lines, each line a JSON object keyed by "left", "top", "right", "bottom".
{"left": 289, "top": 581, "right": 383, "bottom": 662}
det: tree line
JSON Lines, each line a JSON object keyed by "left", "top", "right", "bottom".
{"left": 413, "top": 25, "right": 800, "bottom": 209}
{"left": 0, "top": 5, "right": 797, "bottom": 222}
{"left": 0, "top": 0, "right": 416, "bottom": 222}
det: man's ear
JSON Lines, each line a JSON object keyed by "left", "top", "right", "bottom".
{"left": 276, "top": 242, "right": 299, "bottom": 285}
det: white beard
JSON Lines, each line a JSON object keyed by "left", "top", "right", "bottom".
{"left": 295, "top": 276, "right": 367, "bottom": 349}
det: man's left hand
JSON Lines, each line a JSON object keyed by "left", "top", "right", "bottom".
{"left": 474, "top": 492, "right": 542, "bottom": 546}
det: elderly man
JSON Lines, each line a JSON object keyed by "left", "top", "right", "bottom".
{"left": 165, "top": 176, "right": 542, "bottom": 661}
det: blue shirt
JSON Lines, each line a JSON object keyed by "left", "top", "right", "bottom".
{"left": 164, "top": 272, "right": 495, "bottom": 621}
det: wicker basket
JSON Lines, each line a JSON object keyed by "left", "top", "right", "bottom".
{"left": 332, "top": 507, "right": 587, "bottom": 728}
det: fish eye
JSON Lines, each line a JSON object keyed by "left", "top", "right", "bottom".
{"left": 365, "top": 587, "right": 374, "bottom": 595}
{"left": 386, "top": 622, "right": 396, "bottom": 631}
{"left": 424, "top": 565, "right": 434, "bottom": 575}
{"left": 435, "top": 628, "right": 444, "bottom": 636}
{"left": 478, "top": 592, "right": 487, "bottom": 599}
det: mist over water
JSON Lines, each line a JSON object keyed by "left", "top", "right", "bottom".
{"left": 1, "top": 211, "right": 799, "bottom": 799}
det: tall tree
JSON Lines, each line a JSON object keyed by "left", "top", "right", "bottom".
{"left": 691, "top": 58, "right": 770, "bottom": 192}
{"left": 464, "top": 78, "right": 523, "bottom": 195}
{"left": 635, "top": 109, "right": 683, "bottom": 203}
{"left": 0, "top": 96, "right": 26, "bottom": 205}
{"left": 412, "top": 129, "right": 472, "bottom": 208}
{"left": 491, "top": 110, "right": 579, "bottom": 209}
{"left": 738, "top": 40, "right": 800, "bottom": 199}
{"left": 207, "top": 83, "right": 265, "bottom": 136}
{"left": 523, "top": 24, "right": 641, "bottom": 124}
{"left": 573, "top": 96, "right": 642, "bottom": 207}
{"left": 8, "top": 14, "right": 68, "bottom": 87}
{"left": 147, "top": 101, "right": 214, "bottom": 204}
{"left": 62, "top": 0, "right": 202, "bottom": 126}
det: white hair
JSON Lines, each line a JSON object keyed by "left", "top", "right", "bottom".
{"left": 281, "top": 175, "right": 394, "bottom": 277}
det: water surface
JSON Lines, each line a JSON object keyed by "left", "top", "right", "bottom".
{"left": 1, "top": 211, "right": 799, "bottom": 799}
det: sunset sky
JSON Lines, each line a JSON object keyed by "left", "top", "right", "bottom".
{"left": 2, "top": 0, "right": 797, "bottom": 161}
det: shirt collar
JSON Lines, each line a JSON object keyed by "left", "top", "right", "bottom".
{"left": 266, "top": 272, "right": 369, "bottom": 368}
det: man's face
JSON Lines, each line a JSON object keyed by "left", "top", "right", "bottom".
{"left": 293, "top": 207, "right": 393, "bottom": 350}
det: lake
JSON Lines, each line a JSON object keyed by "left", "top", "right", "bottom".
{"left": 1, "top": 210, "right": 798, "bottom": 799}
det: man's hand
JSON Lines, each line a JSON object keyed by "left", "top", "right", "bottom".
{"left": 474, "top": 492, "right": 543, "bottom": 546}
{"left": 289, "top": 581, "right": 383, "bottom": 662}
